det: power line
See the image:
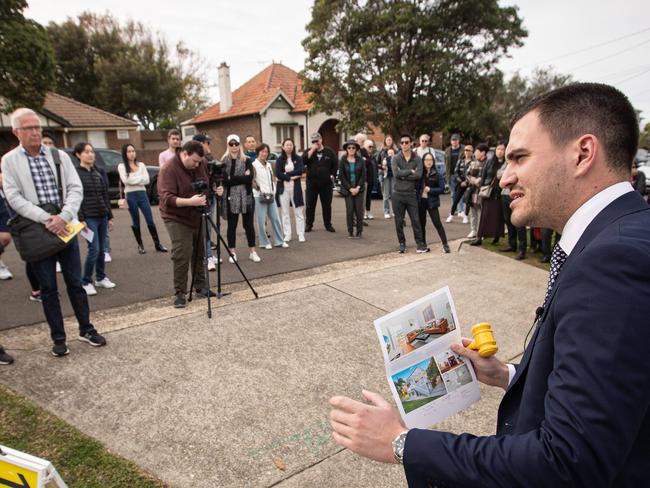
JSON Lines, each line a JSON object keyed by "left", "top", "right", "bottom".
{"left": 519, "top": 26, "right": 650, "bottom": 70}
{"left": 570, "top": 37, "right": 650, "bottom": 71}
{"left": 614, "top": 66, "right": 650, "bottom": 85}
{"left": 600, "top": 63, "right": 650, "bottom": 81}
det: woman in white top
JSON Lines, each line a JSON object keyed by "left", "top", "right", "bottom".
{"left": 118, "top": 144, "right": 167, "bottom": 254}
{"left": 275, "top": 138, "right": 306, "bottom": 242}
{"left": 252, "top": 143, "right": 288, "bottom": 250}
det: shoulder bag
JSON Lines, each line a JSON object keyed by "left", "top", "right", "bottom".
{"left": 8, "top": 149, "right": 71, "bottom": 262}
{"left": 259, "top": 164, "right": 275, "bottom": 204}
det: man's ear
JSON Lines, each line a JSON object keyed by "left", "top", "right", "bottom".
{"left": 573, "top": 134, "right": 598, "bottom": 177}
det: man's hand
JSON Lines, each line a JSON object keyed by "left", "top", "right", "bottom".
{"left": 461, "top": 181, "right": 467, "bottom": 188}
{"left": 45, "top": 215, "right": 69, "bottom": 237}
{"left": 108, "top": 219, "right": 114, "bottom": 232}
{"left": 424, "top": 186, "right": 430, "bottom": 192}
{"left": 329, "top": 390, "right": 406, "bottom": 463}
{"left": 215, "top": 185, "right": 224, "bottom": 197}
{"left": 451, "top": 338, "right": 510, "bottom": 390}
{"left": 188, "top": 194, "right": 207, "bottom": 207}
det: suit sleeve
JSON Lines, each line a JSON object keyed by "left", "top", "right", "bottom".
{"left": 403, "top": 240, "right": 650, "bottom": 488}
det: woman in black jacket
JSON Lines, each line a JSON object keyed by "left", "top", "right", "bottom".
{"left": 221, "top": 134, "right": 260, "bottom": 263}
{"left": 472, "top": 141, "right": 507, "bottom": 246}
{"left": 339, "top": 140, "right": 366, "bottom": 238}
{"left": 418, "top": 153, "right": 450, "bottom": 253}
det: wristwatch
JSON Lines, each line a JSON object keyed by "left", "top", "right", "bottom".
{"left": 392, "top": 429, "right": 409, "bottom": 464}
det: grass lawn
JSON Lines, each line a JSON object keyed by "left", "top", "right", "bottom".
{"left": 401, "top": 394, "right": 445, "bottom": 414}
{"left": 0, "top": 383, "right": 166, "bottom": 488}
{"left": 464, "top": 236, "right": 551, "bottom": 272}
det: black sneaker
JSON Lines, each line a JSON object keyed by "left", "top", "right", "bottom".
{"left": 174, "top": 293, "right": 187, "bottom": 308}
{"left": 79, "top": 331, "right": 107, "bottom": 347}
{"left": 469, "top": 239, "right": 483, "bottom": 247}
{"left": 325, "top": 226, "right": 336, "bottom": 232}
{"left": 51, "top": 342, "right": 69, "bottom": 357}
{"left": 399, "top": 243, "right": 406, "bottom": 254}
{"left": 443, "top": 245, "right": 451, "bottom": 254}
{"left": 195, "top": 288, "right": 217, "bottom": 298}
{"left": 0, "top": 346, "right": 14, "bottom": 365}
{"left": 416, "top": 247, "right": 431, "bottom": 253}
{"left": 305, "top": 225, "right": 313, "bottom": 233}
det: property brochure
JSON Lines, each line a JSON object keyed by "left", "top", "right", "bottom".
{"left": 58, "top": 219, "right": 85, "bottom": 244}
{"left": 374, "top": 286, "right": 480, "bottom": 429}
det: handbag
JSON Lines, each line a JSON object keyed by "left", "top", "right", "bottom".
{"left": 258, "top": 164, "right": 276, "bottom": 204}
{"left": 478, "top": 183, "right": 493, "bottom": 199}
{"left": 8, "top": 150, "right": 71, "bottom": 262}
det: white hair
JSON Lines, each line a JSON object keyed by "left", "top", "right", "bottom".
{"left": 354, "top": 132, "right": 367, "bottom": 144}
{"left": 10, "top": 108, "right": 38, "bottom": 129}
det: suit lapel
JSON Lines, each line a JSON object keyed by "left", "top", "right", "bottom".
{"left": 506, "top": 191, "right": 648, "bottom": 393}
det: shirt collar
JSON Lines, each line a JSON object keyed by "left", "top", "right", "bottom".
{"left": 559, "top": 181, "right": 634, "bottom": 255}
{"left": 20, "top": 144, "right": 46, "bottom": 158}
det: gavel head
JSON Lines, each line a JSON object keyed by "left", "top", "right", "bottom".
{"left": 467, "top": 322, "right": 498, "bottom": 357}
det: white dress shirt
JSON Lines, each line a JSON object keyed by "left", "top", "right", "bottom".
{"left": 506, "top": 181, "right": 634, "bottom": 386}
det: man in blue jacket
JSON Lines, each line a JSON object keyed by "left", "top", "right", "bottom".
{"left": 329, "top": 83, "right": 650, "bottom": 487}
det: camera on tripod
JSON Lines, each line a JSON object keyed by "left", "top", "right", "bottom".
{"left": 191, "top": 160, "right": 226, "bottom": 196}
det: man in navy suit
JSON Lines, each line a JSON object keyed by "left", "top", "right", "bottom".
{"left": 329, "top": 83, "right": 650, "bottom": 487}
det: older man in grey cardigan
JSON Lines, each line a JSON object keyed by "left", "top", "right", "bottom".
{"left": 1, "top": 108, "right": 106, "bottom": 358}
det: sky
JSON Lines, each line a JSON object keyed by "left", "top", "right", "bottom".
{"left": 25, "top": 0, "right": 650, "bottom": 126}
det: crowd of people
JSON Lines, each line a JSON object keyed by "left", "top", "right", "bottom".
{"left": 1, "top": 104, "right": 648, "bottom": 364}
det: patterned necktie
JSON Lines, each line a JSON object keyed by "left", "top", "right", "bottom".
{"left": 543, "top": 243, "right": 568, "bottom": 309}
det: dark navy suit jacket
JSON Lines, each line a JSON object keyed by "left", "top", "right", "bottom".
{"left": 403, "top": 191, "right": 650, "bottom": 487}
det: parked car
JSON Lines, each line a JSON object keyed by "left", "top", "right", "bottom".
{"left": 63, "top": 148, "right": 160, "bottom": 204}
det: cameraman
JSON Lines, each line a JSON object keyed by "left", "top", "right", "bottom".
{"left": 158, "top": 140, "right": 220, "bottom": 308}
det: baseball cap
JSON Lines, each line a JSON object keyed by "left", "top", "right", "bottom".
{"left": 226, "top": 134, "right": 240, "bottom": 144}
{"left": 193, "top": 134, "right": 212, "bottom": 143}
{"left": 451, "top": 133, "right": 460, "bottom": 141}
{"left": 310, "top": 132, "right": 322, "bottom": 141}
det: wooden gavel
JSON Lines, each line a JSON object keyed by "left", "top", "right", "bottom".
{"left": 467, "top": 322, "right": 498, "bottom": 357}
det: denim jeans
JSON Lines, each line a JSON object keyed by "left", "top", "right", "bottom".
{"left": 83, "top": 216, "right": 108, "bottom": 285}
{"left": 126, "top": 190, "right": 155, "bottom": 229}
{"left": 450, "top": 175, "right": 465, "bottom": 214}
{"left": 254, "top": 196, "right": 285, "bottom": 246}
{"left": 29, "top": 238, "right": 94, "bottom": 342}
{"left": 380, "top": 175, "right": 393, "bottom": 215}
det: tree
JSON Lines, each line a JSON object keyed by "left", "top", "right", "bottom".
{"left": 46, "top": 12, "right": 209, "bottom": 128}
{"left": 426, "top": 358, "right": 441, "bottom": 384}
{"left": 0, "top": 0, "right": 56, "bottom": 111}
{"left": 639, "top": 122, "right": 650, "bottom": 149}
{"left": 301, "top": 0, "right": 527, "bottom": 137}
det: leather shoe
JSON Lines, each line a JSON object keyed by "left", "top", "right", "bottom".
{"left": 325, "top": 226, "right": 336, "bottom": 232}
{"left": 499, "top": 246, "right": 516, "bottom": 252}
{"left": 539, "top": 255, "right": 551, "bottom": 263}
{"left": 469, "top": 239, "right": 482, "bottom": 246}
{"left": 515, "top": 252, "right": 526, "bottom": 260}
{"left": 305, "top": 225, "right": 313, "bottom": 232}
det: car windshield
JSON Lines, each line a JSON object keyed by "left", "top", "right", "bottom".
{"left": 98, "top": 150, "right": 122, "bottom": 169}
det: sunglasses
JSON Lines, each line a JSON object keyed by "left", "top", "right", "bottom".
{"left": 228, "top": 141, "right": 240, "bottom": 147}
{"left": 400, "top": 140, "right": 411, "bottom": 145}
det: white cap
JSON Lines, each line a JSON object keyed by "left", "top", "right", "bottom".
{"left": 226, "top": 134, "right": 240, "bottom": 144}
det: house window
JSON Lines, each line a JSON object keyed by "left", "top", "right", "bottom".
{"left": 276, "top": 125, "right": 295, "bottom": 144}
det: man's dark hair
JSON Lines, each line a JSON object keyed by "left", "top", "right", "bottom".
{"left": 182, "top": 140, "right": 204, "bottom": 158}
{"left": 167, "top": 129, "right": 181, "bottom": 139}
{"left": 73, "top": 141, "right": 91, "bottom": 158}
{"left": 476, "top": 143, "right": 489, "bottom": 153}
{"left": 496, "top": 139, "right": 507, "bottom": 147}
{"left": 400, "top": 134, "right": 412, "bottom": 142}
{"left": 245, "top": 134, "right": 256, "bottom": 141}
{"left": 256, "top": 142, "right": 270, "bottom": 154}
{"left": 511, "top": 83, "right": 639, "bottom": 172}
{"left": 42, "top": 129, "right": 55, "bottom": 141}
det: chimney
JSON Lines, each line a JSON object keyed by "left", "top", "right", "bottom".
{"left": 218, "top": 62, "right": 232, "bottom": 114}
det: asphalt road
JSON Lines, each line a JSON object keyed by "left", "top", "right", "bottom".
{"left": 0, "top": 193, "right": 472, "bottom": 330}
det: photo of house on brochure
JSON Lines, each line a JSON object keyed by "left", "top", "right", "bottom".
{"left": 374, "top": 286, "right": 481, "bottom": 429}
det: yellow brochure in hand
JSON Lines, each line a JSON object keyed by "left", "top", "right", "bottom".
{"left": 58, "top": 220, "right": 85, "bottom": 243}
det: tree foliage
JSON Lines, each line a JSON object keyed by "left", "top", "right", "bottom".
{"left": 0, "top": 0, "right": 56, "bottom": 111}
{"left": 301, "top": 0, "right": 527, "bottom": 137}
{"left": 46, "top": 12, "right": 209, "bottom": 128}
{"left": 639, "top": 122, "right": 650, "bottom": 150}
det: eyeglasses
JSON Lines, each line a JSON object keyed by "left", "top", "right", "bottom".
{"left": 400, "top": 140, "right": 411, "bottom": 145}
{"left": 228, "top": 141, "right": 240, "bottom": 147}
{"left": 17, "top": 126, "right": 42, "bottom": 132}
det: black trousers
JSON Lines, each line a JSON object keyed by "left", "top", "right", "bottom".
{"left": 501, "top": 195, "right": 527, "bottom": 253}
{"left": 393, "top": 192, "right": 425, "bottom": 248}
{"left": 306, "top": 181, "right": 333, "bottom": 228}
{"left": 418, "top": 201, "right": 448, "bottom": 246}
{"left": 541, "top": 228, "right": 561, "bottom": 258}
{"left": 227, "top": 210, "right": 256, "bottom": 249}
{"left": 345, "top": 191, "right": 365, "bottom": 234}
{"left": 450, "top": 185, "right": 467, "bottom": 215}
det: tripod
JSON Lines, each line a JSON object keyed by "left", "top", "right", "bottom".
{"left": 189, "top": 195, "right": 258, "bottom": 318}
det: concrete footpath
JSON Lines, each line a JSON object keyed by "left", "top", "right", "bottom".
{"left": 0, "top": 243, "right": 547, "bottom": 487}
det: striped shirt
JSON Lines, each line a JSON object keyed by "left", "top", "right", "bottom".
{"left": 23, "top": 146, "right": 61, "bottom": 207}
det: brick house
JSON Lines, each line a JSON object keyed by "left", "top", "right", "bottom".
{"left": 188, "top": 63, "right": 345, "bottom": 157}
{"left": 0, "top": 92, "right": 138, "bottom": 156}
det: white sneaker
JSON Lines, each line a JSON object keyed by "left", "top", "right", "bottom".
{"left": 281, "top": 242, "right": 289, "bottom": 248}
{"left": 228, "top": 253, "right": 237, "bottom": 264}
{"left": 298, "top": 234, "right": 306, "bottom": 243}
{"left": 264, "top": 243, "right": 273, "bottom": 250}
{"left": 462, "top": 215, "right": 469, "bottom": 224}
{"left": 367, "top": 212, "right": 374, "bottom": 220}
{"left": 0, "top": 261, "right": 13, "bottom": 280}
{"left": 249, "top": 251, "right": 261, "bottom": 263}
{"left": 445, "top": 214, "right": 453, "bottom": 223}
{"left": 207, "top": 256, "right": 216, "bottom": 271}
{"left": 384, "top": 213, "right": 390, "bottom": 219}
{"left": 467, "top": 231, "right": 477, "bottom": 239}
{"left": 83, "top": 283, "right": 97, "bottom": 296}
{"left": 95, "top": 277, "right": 116, "bottom": 289}
{"left": 104, "top": 252, "right": 112, "bottom": 263}
{"left": 56, "top": 262, "right": 62, "bottom": 273}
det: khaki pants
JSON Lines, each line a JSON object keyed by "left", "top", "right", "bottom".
{"left": 164, "top": 220, "right": 206, "bottom": 295}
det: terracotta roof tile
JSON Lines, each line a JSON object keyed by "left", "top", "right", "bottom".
{"left": 191, "top": 63, "right": 313, "bottom": 124}
{"left": 43, "top": 93, "right": 137, "bottom": 128}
